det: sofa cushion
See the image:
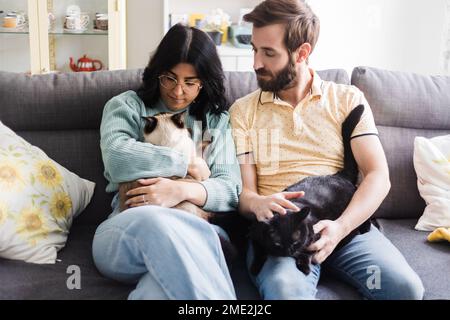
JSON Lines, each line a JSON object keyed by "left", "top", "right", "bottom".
{"left": 376, "top": 219, "right": 450, "bottom": 300}
{"left": 351, "top": 67, "right": 450, "bottom": 219}
{"left": 376, "top": 126, "right": 450, "bottom": 219}
{"left": 0, "top": 70, "right": 142, "bottom": 132}
{"left": 351, "top": 67, "right": 450, "bottom": 129}
{"left": 0, "top": 224, "right": 132, "bottom": 299}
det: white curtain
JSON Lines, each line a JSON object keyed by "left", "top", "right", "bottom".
{"left": 442, "top": 0, "right": 450, "bottom": 75}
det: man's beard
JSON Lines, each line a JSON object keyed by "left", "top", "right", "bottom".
{"left": 255, "top": 58, "right": 297, "bottom": 92}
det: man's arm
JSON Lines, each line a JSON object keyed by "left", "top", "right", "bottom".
{"left": 238, "top": 153, "right": 304, "bottom": 221}
{"left": 337, "top": 135, "right": 391, "bottom": 233}
{"left": 310, "top": 135, "right": 391, "bottom": 263}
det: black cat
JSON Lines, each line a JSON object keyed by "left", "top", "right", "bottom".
{"left": 249, "top": 104, "right": 371, "bottom": 276}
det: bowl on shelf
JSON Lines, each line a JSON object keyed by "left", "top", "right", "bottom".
{"left": 206, "top": 31, "right": 223, "bottom": 46}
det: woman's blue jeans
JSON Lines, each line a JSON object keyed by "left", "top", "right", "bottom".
{"left": 92, "top": 201, "right": 236, "bottom": 300}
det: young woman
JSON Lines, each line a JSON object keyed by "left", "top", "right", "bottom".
{"left": 92, "top": 24, "right": 242, "bottom": 299}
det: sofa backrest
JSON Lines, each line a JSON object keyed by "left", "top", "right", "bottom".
{"left": 352, "top": 66, "right": 450, "bottom": 219}
{"left": 0, "top": 69, "right": 143, "bottom": 226}
{"left": 0, "top": 68, "right": 348, "bottom": 227}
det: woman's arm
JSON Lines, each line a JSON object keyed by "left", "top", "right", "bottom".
{"left": 100, "top": 92, "right": 188, "bottom": 190}
{"left": 197, "top": 112, "right": 243, "bottom": 212}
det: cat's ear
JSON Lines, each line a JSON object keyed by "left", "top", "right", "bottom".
{"left": 186, "top": 128, "right": 193, "bottom": 137}
{"left": 296, "top": 207, "right": 311, "bottom": 221}
{"left": 171, "top": 111, "right": 186, "bottom": 128}
{"left": 142, "top": 116, "right": 158, "bottom": 134}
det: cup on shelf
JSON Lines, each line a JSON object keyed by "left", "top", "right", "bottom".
{"left": 2, "top": 16, "right": 17, "bottom": 28}
{"left": 64, "top": 13, "right": 89, "bottom": 32}
{"left": 3, "top": 11, "right": 26, "bottom": 29}
{"left": 94, "top": 13, "right": 108, "bottom": 31}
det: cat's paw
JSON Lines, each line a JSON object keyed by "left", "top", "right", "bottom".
{"left": 296, "top": 261, "right": 311, "bottom": 275}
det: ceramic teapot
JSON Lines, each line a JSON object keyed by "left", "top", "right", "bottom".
{"left": 69, "top": 54, "right": 103, "bottom": 72}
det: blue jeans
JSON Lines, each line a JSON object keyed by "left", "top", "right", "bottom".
{"left": 92, "top": 197, "right": 236, "bottom": 300}
{"left": 247, "top": 224, "right": 424, "bottom": 300}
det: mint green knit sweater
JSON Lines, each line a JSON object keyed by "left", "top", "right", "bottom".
{"left": 100, "top": 90, "right": 242, "bottom": 212}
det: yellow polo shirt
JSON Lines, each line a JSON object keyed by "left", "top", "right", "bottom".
{"left": 229, "top": 70, "right": 378, "bottom": 196}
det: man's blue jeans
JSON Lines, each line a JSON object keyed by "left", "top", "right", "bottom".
{"left": 92, "top": 203, "right": 236, "bottom": 300}
{"left": 247, "top": 224, "right": 425, "bottom": 300}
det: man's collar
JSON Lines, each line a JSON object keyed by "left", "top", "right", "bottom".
{"left": 310, "top": 69, "right": 323, "bottom": 98}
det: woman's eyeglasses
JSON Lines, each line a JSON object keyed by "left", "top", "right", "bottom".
{"left": 158, "top": 75, "right": 202, "bottom": 94}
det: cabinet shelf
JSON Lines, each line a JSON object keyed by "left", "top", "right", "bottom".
{"left": 49, "top": 28, "right": 108, "bottom": 36}
{"left": 0, "top": 28, "right": 29, "bottom": 34}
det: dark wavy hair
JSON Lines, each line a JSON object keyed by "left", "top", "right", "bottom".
{"left": 137, "top": 24, "right": 228, "bottom": 126}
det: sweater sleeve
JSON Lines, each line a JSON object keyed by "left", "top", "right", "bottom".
{"left": 100, "top": 92, "right": 188, "bottom": 192}
{"left": 198, "top": 112, "right": 243, "bottom": 212}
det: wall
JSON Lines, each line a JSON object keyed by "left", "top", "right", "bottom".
{"left": 307, "top": 0, "right": 448, "bottom": 76}
{"left": 126, "top": 0, "right": 448, "bottom": 75}
{"left": 126, "top": 0, "right": 164, "bottom": 69}
{"left": 126, "top": 0, "right": 259, "bottom": 69}
{"left": 3, "top": 1, "right": 446, "bottom": 74}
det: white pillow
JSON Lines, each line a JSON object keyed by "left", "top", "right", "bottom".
{"left": 413, "top": 135, "right": 450, "bottom": 231}
{"left": 0, "top": 121, "right": 95, "bottom": 263}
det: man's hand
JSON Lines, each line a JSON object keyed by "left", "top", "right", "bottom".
{"left": 187, "top": 157, "right": 211, "bottom": 181}
{"left": 250, "top": 191, "right": 305, "bottom": 221}
{"left": 125, "top": 177, "right": 186, "bottom": 208}
{"left": 307, "top": 220, "right": 348, "bottom": 264}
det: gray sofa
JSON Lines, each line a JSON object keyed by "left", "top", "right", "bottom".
{"left": 0, "top": 66, "right": 448, "bottom": 300}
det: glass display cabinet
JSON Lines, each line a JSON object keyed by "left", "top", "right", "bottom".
{"left": 0, "top": 0, "right": 126, "bottom": 74}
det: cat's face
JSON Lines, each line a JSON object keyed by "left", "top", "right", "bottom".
{"left": 142, "top": 112, "right": 196, "bottom": 157}
{"left": 250, "top": 207, "right": 316, "bottom": 257}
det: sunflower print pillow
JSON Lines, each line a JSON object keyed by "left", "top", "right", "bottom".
{"left": 0, "top": 122, "right": 95, "bottom": 264}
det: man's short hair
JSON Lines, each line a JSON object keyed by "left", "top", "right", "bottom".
{"left": 244, "top": 0, "right": 320, "bottom": 54}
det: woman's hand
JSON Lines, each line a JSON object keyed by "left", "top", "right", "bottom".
{"left": 250, "top": 191, "right": 305, "bottom": 221}
{"left": 187, "top": 157, "right": 211, "bottom": 181}
{"left": 125, "top": 178, "right": 186, "bottom": 208}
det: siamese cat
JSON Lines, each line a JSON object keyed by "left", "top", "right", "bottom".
{"left": 118, "top": 112, "right": 211, "bottom": 220}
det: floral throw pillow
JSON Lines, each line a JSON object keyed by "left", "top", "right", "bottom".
{"left": 0, "top": 121, "right": 95, "bottom": 264}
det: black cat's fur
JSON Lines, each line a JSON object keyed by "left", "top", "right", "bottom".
{"left": 249, "top": 104, "right": 371, "bottom": 276}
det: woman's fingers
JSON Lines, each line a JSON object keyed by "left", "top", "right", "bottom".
{"left": 137, "top": 178, "right": 161, "bottom": 185}
{"left": 126, "top": 185, "right": 152, "bottom": 197}
{"left": 125, "top": 194, "right": 147, "bottom": 206}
